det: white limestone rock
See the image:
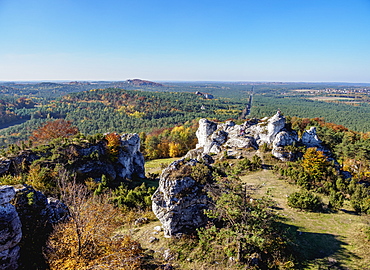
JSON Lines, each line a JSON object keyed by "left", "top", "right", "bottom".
{"left": 301, "top": 127, "right": 322, "bottom": 148}
{"left": 196, "top": 119, "right": 217, "bottom": 149}
{"left": 193, "top": 111, "right": 298, "bottom": 160}
{"left": 152, "top": 159, "right": 211, "bottom": 237}
{"left": 118, "top": 133, "right": 145, "bottom": 179}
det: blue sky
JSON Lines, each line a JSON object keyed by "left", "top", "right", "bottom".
{"left": 0, "top": 0, "right": 369, "bottom": 82}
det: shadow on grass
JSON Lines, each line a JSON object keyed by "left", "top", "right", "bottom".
{"left": 282, "top": 223, "right": 359, "bottom": 269}
{"left": 340, "top": 208, "right": 359, "bottom": 215}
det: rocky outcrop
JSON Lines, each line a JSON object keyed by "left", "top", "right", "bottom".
{"left": 301, "top": 127, "right": 322, "bottom": 148}
{"left": 194, "top": 111, "right": 299, "bottom": 160}
{"left": 151, "top": 159, "right": 211, "bottom": 237}
{"left": 0, "top": 133, "right": 145, "bottom": 183}
{"left": 117, "top": 133, "right": 145, "bottom": 179}
{"left": 0, "top": 185, "right": 68, "bottom": 270}
{"left": 0, "top": 186, "right": 21, "bottom": 270}
{"left": 153, "top": 112, "right": 327, "bottom": 237}
{"left": 74, "top": 133, "right": 145, "bottom": 180}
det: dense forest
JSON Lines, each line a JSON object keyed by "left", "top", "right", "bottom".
{"left": 250, "top": 95, "right": 370, "bottom": 132}
{"left": 0, "top": 87, "right": 246, "bottom": 147}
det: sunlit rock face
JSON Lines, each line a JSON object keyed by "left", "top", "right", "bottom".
{"left": 194, "top": 111, "right": 299, "bottom": 161}
{"left": 117, "top": 133, "right": 145, "bottom": 179}
{"left": 301, "top": 127, "right": 322, "bottom": 148}
{"left": 75, "top": 133, "right": 145, "bottom": 180}
{"left": 151, "top": 159, "right": 211, "bottom": 237}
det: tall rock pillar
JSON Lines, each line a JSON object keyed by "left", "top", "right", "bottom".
{"left": 0, "top": 186, "right": 22, "bottom": 270}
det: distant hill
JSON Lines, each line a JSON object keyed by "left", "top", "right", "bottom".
{"left": 126, "top": 79, "right": 164, "bottom": 87}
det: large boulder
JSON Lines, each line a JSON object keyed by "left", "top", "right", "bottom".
{"left": 152, "top": 159, "right": 211, "bottom": 237}
{"left": 195, "top": 119, "right": 218, "bottom": 149}
{"left": 248, "top": 111, "right": 287, "bottom": 146}
{"left": 0, "top": 186, "right": 21, "bottom": 270}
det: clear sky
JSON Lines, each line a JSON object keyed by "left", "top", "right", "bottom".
{"left": 0, "top": 0, "right": 369, "bottom": 82}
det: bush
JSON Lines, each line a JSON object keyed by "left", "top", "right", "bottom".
{"left": 111, "top": 183, "right": 156, "bottom": 210}
{"left": 328, "top": 190, "right": 344, "bottom": 210}
{"left": 350, "top": 184, "right": 370, "bottom": 214}
{"left": 287, "top": 190, "right": 322, "bottom": 211}
{"left": 191, "top": 163, "right": 212, "bottom": 184}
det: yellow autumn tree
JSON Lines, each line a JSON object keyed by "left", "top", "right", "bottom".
{"left": 105, "top": 133, "right": 121, "bottom": 161}
{"left": 301, "top": 148, "right": 330, "bottom": 182}
{"left": 46, "top": 180, "right": 142, "bottom": 269}
{"left": 169, "top": 142, "right": 181, "bottom": 157}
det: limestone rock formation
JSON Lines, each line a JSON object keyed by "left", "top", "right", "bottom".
{"left": 14, "top": 185, "right": 69, "bottom": 226}
{"left": 117, "top": 133, "right": 145, "bottom": 179}
{"left": 0, "top": 133, "right": 145, "bottom": 182}
{"left": 195, "top": 119, "right": 218, "bottom": 150}
{"left": 0, "top": 185, "right": 69, "bottom": 270}
{"left": 0, "top": 186, "right": 22, "bottom": 270}
{"left": 151, "top": 159, "right": 211, "bottom": 237}
{"left": 194, "top": 111, "right": 299, "bottom": 160}
{"left": 152, "top": 112, "right": 327, "bottom": 237}
{"left": 301, "top": 127, "right": 322, "bottom": 148}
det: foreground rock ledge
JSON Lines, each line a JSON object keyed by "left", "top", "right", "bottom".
{"left": 0, "top": 186, "right": 21, "bottom": 270}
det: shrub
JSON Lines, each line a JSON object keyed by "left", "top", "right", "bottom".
{"left": 111, "top": 183, "right": 156, "bottom": 210}
{"left": 328, "top": 190, "right": 344, "bottom": 210}
{"left": 287, "top": 190, "right": 322, "bottom": 211}
{"left": 190, "top": 163, "right": 212, "bottom": 184}
{"left": 191, "top": 173, "right": 296, "bottom": 268}
{"left": 350, "top": 184, "right": 370, "bottom": 214}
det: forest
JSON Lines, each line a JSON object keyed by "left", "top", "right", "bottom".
{"left": 1, "top": 80, "right": 370, "bottom": 149}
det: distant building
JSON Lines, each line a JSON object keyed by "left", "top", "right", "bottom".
{"left": 194, "top": 91, "right": 214, "bottom": 99}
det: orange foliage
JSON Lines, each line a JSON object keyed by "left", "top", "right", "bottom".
{"left": 105, "top": 132, "right": 121, "bottom": 148}
{"left": 30, "top": 119, "right": 78, "bottom": 143}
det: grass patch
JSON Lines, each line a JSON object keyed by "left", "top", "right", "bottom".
{"left": 145, "top": 157, "right": 178, "bottom": 175}
{"left": 241, "top": 170, "right": 370, "bottom": 269}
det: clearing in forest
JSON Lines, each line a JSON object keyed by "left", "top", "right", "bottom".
{"left": 241, "top": 170, "right": 370, "bottom": 270}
